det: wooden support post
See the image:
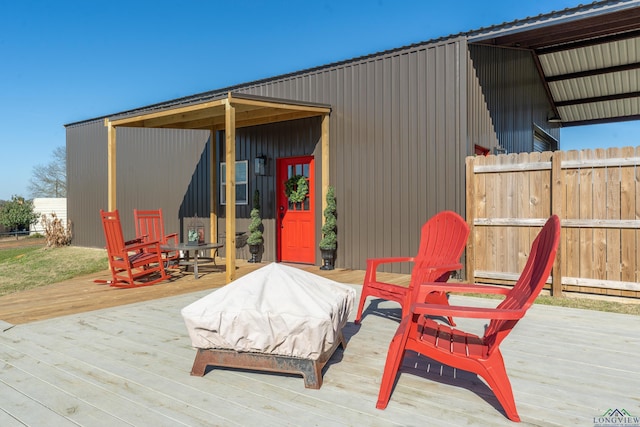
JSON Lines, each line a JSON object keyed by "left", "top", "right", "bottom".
{"left": 551, "top": 151, "right": 563, "bottom": 296}
{"left": 465, "top": 156, "right": 475, "bottom": 283}
{"left": 225, "top": 98, "right": 236, "bottom": 283}
{"left": 107, "top": 121, "right": 117, "bottom": 211}
{"left": 321, "top": 114, "right": 330, "bottom": 217}
{"left": 209, "top": 127, "right": 218, "bottom": 246}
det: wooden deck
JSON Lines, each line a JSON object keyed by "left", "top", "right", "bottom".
{"left": 1, "top": 262, "right": 639, "bottom": 426}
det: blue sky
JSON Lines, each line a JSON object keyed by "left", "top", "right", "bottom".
{"left": 1, "top": 0, "right": 638, "bottom": 201}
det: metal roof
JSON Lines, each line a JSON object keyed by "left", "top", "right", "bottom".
{"left": 67, "top": 0, "right": 640, "bottom": 129}
{"left": 468, "top": 0, "right": 640, "bottom": 127}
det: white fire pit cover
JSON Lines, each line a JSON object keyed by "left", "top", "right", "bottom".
{"left": 181, "top": 263, "right": 355, "bottom": 360}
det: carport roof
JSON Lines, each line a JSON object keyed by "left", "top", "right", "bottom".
{"left": 467, "top": 0, "right": 640, "bottom": 127}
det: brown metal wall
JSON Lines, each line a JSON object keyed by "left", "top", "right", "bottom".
{"left": 68, "top": 38, "right": 556, "bottom": 273}
{"left": 466, "top": 48, "right": 500, "bottom": 153}
{"left": 66, "top": 121, "right": 108, "bottom": 247}
{"left": 234, "top": 38, "right": 469, "bottom": 272}
{"left": 67, "top": 122, "right": 210, "bottom": 248}
{"left": 467, "top": 44, "right": 559, "bottom": 153}
{"left": 115, "top": 127, "right": 211, "bottom": 241}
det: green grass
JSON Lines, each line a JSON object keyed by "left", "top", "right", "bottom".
{"left": 460, "top": 289, "right": 640, "bottom": 316}
{"left": 534, "top": 294, "right": 640, "bottom": 315}
{"left": 0, "top": 243, "right": 638, "bottom": 316}
{"left": 0, "top": 246, "right": 41, "bottom": 263}
{"left": 0, "top": 245, "right": 108, "bottom": 296}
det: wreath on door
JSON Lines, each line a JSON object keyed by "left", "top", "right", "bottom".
{"left": 285, "top": 175, "right": 309, "bottom": 204}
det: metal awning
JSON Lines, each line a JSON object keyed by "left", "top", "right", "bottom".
{"left": 104, "top": 92, "right": 332, "bottom": 282}
{"left": 469, "top": 0, "right": 640, "bottom": 127}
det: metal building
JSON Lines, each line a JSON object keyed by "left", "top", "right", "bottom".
{"left": 65, "top": 1, "right": 640, "bottom": 277}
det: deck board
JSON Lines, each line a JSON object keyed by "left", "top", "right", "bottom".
{"left": 1, "top": 263, "right": 639, "bottom": 426}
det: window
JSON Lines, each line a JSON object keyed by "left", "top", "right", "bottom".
{"left": 533, "top": 125, "right": 558, "bottom": 153}
{"left": 220, "top": 160, "right": 248, "bottom": 205}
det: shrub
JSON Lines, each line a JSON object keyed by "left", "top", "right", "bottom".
{"left": 319, "top": 186, "right": 337, "bottom": 250}
{"left": 247, "top": 190, "right": 263, "bottom": 245}
{"left": 41, "top": 213, "right": 72, "bottom": 247}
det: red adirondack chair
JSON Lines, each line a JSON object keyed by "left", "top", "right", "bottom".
{"left": 100, "top": 209, "right": 169, "bottom": 288}
{"left": 355, "top": 211, "right": 469, "bottom": 326}
{"left": 133, "top": 208, "right": 179, "bottom": 266}
{"left": 376, "top": 215, "right": 560, "bottom": 422}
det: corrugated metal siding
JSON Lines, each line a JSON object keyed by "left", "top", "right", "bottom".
{"left": 233, "top": 38, "right": 468, "bottom": 272}
{"left": 66, "top": 121, "right": 108, "bottom": 247}
{"left": 115, "top": 127, "right": 210, "bottom": 241}
{"left": 467, "top": 44, "right": 559, "bottom": 153}
{"left": 466, "top": 49, "right": 500, "bottom": 152}
{"left": 67, "top": 123, "right": 210, "bottom": 247}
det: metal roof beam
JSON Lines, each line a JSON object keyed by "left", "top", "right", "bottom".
{"left": 561, "top": 113, "right": 640, "bottom": 127}
{"left": 555, "top": 91, "right": 640, "bottom": 107}
{"left": 546, "top": 61, "right": 640, "bottom": 82}
{"left": 536, "top": 28, "right": 640, "bottom": 55}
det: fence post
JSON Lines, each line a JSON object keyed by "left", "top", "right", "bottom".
{"left": 465, "top": 156, "right": 475, "bottom": 283}
{"left": 551, "top": 151, "right": 563, "bottom": 296}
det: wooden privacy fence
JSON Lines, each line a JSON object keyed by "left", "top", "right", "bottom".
{"left": 465, "top": 146, "right": 640, "bottom": 299}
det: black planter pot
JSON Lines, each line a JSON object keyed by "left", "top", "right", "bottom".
{"left": 320, "top": 248, "right": 335, "bottom": 270}
{"left": 248, "top": 244, "right": 261, "bottom": 263}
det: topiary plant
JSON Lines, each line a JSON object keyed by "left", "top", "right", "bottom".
{"left": 319, "top": 186, "right": 337, "bottom": 250}
{"left": 247, "top": 189, "right": 263, "bottom": 246}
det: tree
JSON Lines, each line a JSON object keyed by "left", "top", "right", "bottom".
{"left": 28, "top": 146, "right": 67, "bottom": 198}
{"left": 0, "top": 195, "right": 39, "bottom": 238}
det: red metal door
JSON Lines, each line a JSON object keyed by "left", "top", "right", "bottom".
{"left": 276, "top": 156, "right": 315, "bottom": 264}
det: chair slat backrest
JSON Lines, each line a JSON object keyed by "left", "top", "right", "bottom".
{"left": 484, "top": 215, "right": 561, "bottom": 352}
{"left": 134, "top": 209, "right": 165, "bottom": 244}
{"left": 100, "top": 209, "right": 126, "bottom": 259}
{"left": 411, "top": 211, "right": 470, "bottom": 285}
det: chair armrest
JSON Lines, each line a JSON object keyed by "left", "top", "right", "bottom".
{"left": 417, "top": 281, "right": 511, "bottom": 295}
{"left": 165, "top": 233, "right": 178, "bottom": 245}
{"left": 410, "top": 302, "right": 525, "bottom": 320}
{"left": 124, "top": 240, "right": 161, "bottom": 252}
{"left": 125, "top": 237, "right": 145, "bottom": 246}
{"left": 367, "top": 256, "right": 414, "bottom": 268}
{"left": 364, "top": 256, "right": 414, "bottom": 284}
{"left": 415, "top": 263, "right": 463, "bottom": 282}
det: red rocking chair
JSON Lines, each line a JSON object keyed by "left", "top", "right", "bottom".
{"left": 376, "top": 215, "right": 561, "bottom": 422}
{"left": 134, "top": 208, "right": 179, "bottom": 266}
{"left": 355, "top": 211, "right": 469, "bottom": 326}
{"left": 100, "top": 209, "right": 169, "bottom": 288}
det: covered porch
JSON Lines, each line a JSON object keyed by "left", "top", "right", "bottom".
{"left": 104, "top": 92, "right": 332, "bottom": 282}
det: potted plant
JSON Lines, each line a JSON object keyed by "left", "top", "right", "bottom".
{"left": 319, "top": 186, "right": 337, "bottom": 270}
{"left": 247, "top": 189, "right": 263, "bottom": 263}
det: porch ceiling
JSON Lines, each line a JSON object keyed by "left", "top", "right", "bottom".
{"left": 470, "top": 2, "right": 640, "bottom": 127}
{"left": 107, "top": 92, "right": 331, "bottom": 130}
